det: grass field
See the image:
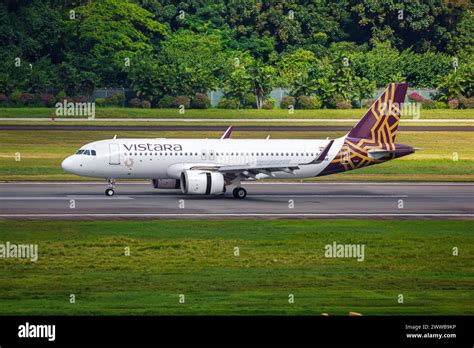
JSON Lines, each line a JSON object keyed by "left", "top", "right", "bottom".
{"left": 1, "top": 107, "right": 473, "bottom": 119}
{"left": 0, "top": 219, "right": 471, "bottom": 315}
{"left": 0, "top": 130, "right": 473, "bottom": 181}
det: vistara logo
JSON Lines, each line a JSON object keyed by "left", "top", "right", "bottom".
{"left": 123, "top": 143, "right": 183, "bottom": 152}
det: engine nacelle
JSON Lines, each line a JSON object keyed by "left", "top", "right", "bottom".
{"left": 152, "top": 179, "right": 180, "bottom": 189}
{"left": 180, "top": 170, "right": 225, "bottom": 195}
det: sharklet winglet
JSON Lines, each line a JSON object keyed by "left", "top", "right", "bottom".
{"left": 220, "top": 126, "right": 233, "bottom": 139}
{"left": 306, "top": 140, "right": 334, "bottom": 165}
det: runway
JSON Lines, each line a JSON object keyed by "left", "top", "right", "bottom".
{"left": 0, "top": 124, "right": 472, "bottom": 132}
{"left": 0, "top": 182, "right": 472, "bottom": 220}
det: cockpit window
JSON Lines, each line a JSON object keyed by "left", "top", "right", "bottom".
{"left": 76, "top": 149, "right": 96, "bottom": 155}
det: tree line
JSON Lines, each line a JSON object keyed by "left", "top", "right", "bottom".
{"left": 0, "top": 0, "right": 472, "bottom": 109}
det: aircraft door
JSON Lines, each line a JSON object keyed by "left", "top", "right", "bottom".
{"left": 109, "top": 143, "right": 120, "bottom": 165}
{"left": 209, "top": 150, "right": 215, "bottom": 161}
{"left": 201, "top": 150, "right": 207, "bottom": 160}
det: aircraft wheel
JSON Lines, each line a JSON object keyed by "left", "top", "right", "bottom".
{"left": 232, "top": 187, "right": 247, "bottom": 199}
{"left": 105, "top": 188, "right": 115, "bottom": 197}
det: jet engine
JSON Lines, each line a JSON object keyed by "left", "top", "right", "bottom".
{"left": 180, "top": 170, "right": 225, "bottom": 195}
{"left": 151, "top": 179, "right": 180, "bottom": 189}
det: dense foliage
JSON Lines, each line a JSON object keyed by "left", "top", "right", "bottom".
{"left": 0, "top": 0, "right": 472, "bottom": 108}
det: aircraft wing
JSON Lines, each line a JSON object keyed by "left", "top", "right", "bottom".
{"left": 215, "top": 140, "right": 334, "bottom": 178}
{"left": 218, "top": 163, "right": 300, "bottom": 178}
{"left": 187, "top": 141, "right": 334, "bottom": 179}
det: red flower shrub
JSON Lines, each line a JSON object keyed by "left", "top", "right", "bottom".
{"left": 40, "top": 94, "right": 56, "bottom": 106}
{"left": 408, "top": 92, "right": 423, "bottom": 102}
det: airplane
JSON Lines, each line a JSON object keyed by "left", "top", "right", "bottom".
{"left": 61, "top": 83, "right": 415, "bottom": 199}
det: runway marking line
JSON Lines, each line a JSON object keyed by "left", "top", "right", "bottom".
{"left": 0, "top": 213, "right": 473, "bottom": 218}
{"left": 0, "top": 182, "right": 473, "bottom": 186}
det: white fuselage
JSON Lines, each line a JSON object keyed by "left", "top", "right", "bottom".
{"left": 61, "top": 137, "right": 346, "bottom": 180}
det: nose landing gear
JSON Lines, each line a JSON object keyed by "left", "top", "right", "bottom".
{"left": 105, "top": 179, "right": 116, "bottom": 196}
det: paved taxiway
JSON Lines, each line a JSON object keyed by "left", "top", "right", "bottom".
{"left": 0, "top": 182, "right": 472, "bottom": 219}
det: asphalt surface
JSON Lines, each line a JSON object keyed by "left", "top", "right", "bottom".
{"left": 0, "top": 182, "right": 472, "bottom": 220}
{"left": 0, "top": 125, "right": 472, "bottom": 132}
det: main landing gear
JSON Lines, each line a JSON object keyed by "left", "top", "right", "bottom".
{"left": 232, "top": 187, "right": 247, "bottom": 199}
{"left": 105, "top": 179, "right": 115, "bottom": 196}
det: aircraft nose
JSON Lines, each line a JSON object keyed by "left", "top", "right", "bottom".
{"left": 61, "top": 156, "right": 75, "bottom": 173}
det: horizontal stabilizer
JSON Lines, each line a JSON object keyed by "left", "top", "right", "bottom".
{"left": 368, "top": 146, "right": 415, "bottom": 160}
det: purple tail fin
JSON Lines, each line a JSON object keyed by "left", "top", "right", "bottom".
{"left": 348, "top": 83, "right": 408, "bottom": 143}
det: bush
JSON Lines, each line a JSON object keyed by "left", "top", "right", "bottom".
{"left": 73, "top": 95, "right": 87, "bottom": 103}
{"left": 336, "top": 101, "right": 352, "bottom": 109}
{"left": 128, "top": 98, "right": 142, "bottom": 108}
{"left": 175, "top": 95, "right": 190, "bottom": 108}
{"left": 297, "top": 95, "right": 322, "bottom": 109}
{"left": 458, "top": 96, "right": 474, "bottom": 109}
{"left": 242, "top": 93, "right": 256, "bottom": 108}
{"left": 420, "top": 99, "right": 436, "bottom": 109}
{"left": 191, "top": 93, "right": 210, "bottom": 109}
{"left": 408, "top": 92, "right": 423, "bottom": 102}
{"left": 280, "top": 96, "right": 295, "bottom": 109}
{"left": 40, "top": 94, "right": 56, "bottom": 107}
{"left": 56, "top": 90, "right": 67, "bottom": 100}
{"left": 362, "top": 99, "right": 374, "bottom": 108}
{"left": 448, "top": 98, "right": 459, "bottom": 109}
{"left": 141, "top": 100, "right": 151, "bottom": 109}
{"left": 218, "top": 98, "right": 239, "bottom": 109}
{"left": 10, "top": 90, "right": 22, "bottom": 105}
{"left": 0, "top": 93, "right": 10, "bottom": 106}
{"left": 158, "top": 95, "right": 176, "bottom": 108}
{"left": 262, "top": 98, "right": 275, "bottom": 110}
{"left": 434, "top": 101, "right": 447, "bottom": 109}
{"left": 105, "top": 93, "right": 124, "bottom": 106}
{"left": 351, "top": 100, "right": 361, "bottom": 108}
{"left": 20, "top": 93, "right": 36, "bottom": 106}
{"left": 95, "top": 98, "right": 105, "bottom": 107}
{"left": 55, "top": 91, "right": 73, "bottom": 104}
